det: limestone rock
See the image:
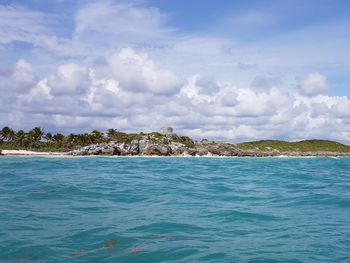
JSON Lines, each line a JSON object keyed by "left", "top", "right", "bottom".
{"left": 139, "top": 138, "right": 171, "bottom": 156}
{"left": 169, "top": 142, "right": 188, "bottom": 155}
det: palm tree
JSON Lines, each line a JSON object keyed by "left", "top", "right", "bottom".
{"left": 89, "top": 130, "right": 104, "bottom": 144}
{"left": 53, "top": 133, "right": 65, "bottom": 148}
{"left": 79, "top": 133, "right": 90, "bottom": 146}
{"left": 28, "top": 127, "right": 44, "bottom": 148}
{"left": 15, "top": 130, "right": 27, "bottom": 147}
{"left": 66, "top": 133, "right": 81, "bottom": 148}
{"left": 107, "top": 128, "right": 129, "bottom": 142}
{"left": 29, "top": 127, "right": 44, "bottom": 141}
{"left": 0, "top": 127, "right": 16, "bottom": 142}
{"left": 107, "top": 128, "right": 117, "bottom": 138}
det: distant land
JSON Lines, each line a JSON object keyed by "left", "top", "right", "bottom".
{"left": 1, "top": 126, "right": 350, "bottom": 157}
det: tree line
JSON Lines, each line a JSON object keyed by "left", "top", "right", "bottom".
{"left": 0, "top": 127, "right": 127, "bottom": 151}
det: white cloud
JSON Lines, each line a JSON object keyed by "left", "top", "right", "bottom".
{"left": 46, "top": 63, "right": 90, "bottom": 96}
{"left": 179, "top": 75, "right": 213, "bottom": 105}
{"left": 0, "top": 5, "right": 49, "bottom": 44}
{"left": 2, "top": 49, "right": 349, "bottom": 143}
{"left": 251, "top": 75, "right": 282, "bottom": 90}
{"left": 13, "top": 59, "right": 34, "bottom": 85}
{"left": 331, "top": 99, "right": 350, "bottom": 118}
{"left": 299, "top": 72, "right": 328, "bottom": 96}
{"left": 234, "top": 88, "right": 289, "bottom": 117}
{"left": 1, "top": 2, "right": 350, "bottom": 143}
{"left": 74, "top": 1, "right": 171, "bottom": 45}
{"left": 0, "top": 59, "right": 35, "bottom": 92}
{"left": 0, "top": 4, "right": 87, "bottom": 57}
{"left": 107, "top": 48, "right": 182, "bottom": 95}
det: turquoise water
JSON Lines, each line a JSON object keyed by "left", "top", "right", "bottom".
{"left": 0, "top": 157, "right": 350, "bottom": 262}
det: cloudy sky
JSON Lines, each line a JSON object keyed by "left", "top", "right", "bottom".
{"left": 1, "top": 0, "right": 350, "bottom": 143}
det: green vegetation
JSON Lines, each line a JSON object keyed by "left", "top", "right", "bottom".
{"left": 0, "top": 126, "right": 195, "bottom": 151}
{"left": 1, "top": 126, "right": 349, "bottom": 153}
{"left": 237, "top": 139, "right": 350, "bottom": 152}
{"left": 0, "top": 126, "right": 107, "bottom": 152}
{"left": 142, "top": 132, "right": 195, "bottom": 148}
{"left": 172, "top": 135, "right": 195, "bottom": 148}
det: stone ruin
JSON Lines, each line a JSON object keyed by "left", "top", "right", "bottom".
{"left": 160, "top": 127, "right": 174, "bottom": 136}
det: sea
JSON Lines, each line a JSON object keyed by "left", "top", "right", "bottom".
{"left": 0, "top": 156, "right": 349, "bottom": 262}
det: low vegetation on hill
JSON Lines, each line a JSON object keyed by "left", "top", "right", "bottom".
{"left": 237, "top": 139, "right": 350, "bottom": 152}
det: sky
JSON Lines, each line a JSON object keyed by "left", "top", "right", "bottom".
{"left": 1, "top": 0, "right": 350, "bottom": 143}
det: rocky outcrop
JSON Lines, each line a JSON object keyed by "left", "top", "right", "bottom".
{"left": 68, "top": 132, "right": 350, "bottom": 157}
{"left": 195, "top": 141, "right": 240, "bottom": 156}
{"left": 68, "top": 135, "right": 242, "bottom": 156}
{"left": 69, "top": 137, "right": 174, "bottom": 156}
{"left": 138, "top": 138, "right": 171, "bottom": 155}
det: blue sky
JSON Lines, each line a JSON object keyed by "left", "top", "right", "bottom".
{"left": 1, "top": 0, "right": 350, "bottom": 142}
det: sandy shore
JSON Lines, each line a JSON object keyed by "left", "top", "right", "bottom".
{"left": 1, "top": 150, "right": 67, "bottom": 156}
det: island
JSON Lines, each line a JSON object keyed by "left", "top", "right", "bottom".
{"left": 1, "top": 126, "right": 350, "bottom": 157}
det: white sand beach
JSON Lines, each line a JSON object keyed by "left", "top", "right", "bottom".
{"left": 1, "top": 150, "right": 67, "bottom": 156}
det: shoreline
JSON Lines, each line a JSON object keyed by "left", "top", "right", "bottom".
{"left": 1, "top": 150, "right": 68, "bottom": 156}
{"left": 2, "top": 129, "right": 350, "bottom": 158}
{"left": 1, "top": 149, "right": 350, "bottom": 158}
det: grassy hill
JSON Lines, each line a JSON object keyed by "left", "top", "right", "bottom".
{"left": 237, "top": 139, "right": 350, "bottom": 152}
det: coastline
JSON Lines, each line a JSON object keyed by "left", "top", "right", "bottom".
{"left": 2, "top": 128, "right": 350, "bottom": 158}
{"left": 1, "top": 150, "right": 67, "bottom": 156}
{"left": 1, "top": 149, "right": 350, "bottom": 158}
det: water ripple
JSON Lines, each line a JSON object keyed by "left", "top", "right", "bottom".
{"left": 1, "top": 156, "right": 350, "bottom": 262}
